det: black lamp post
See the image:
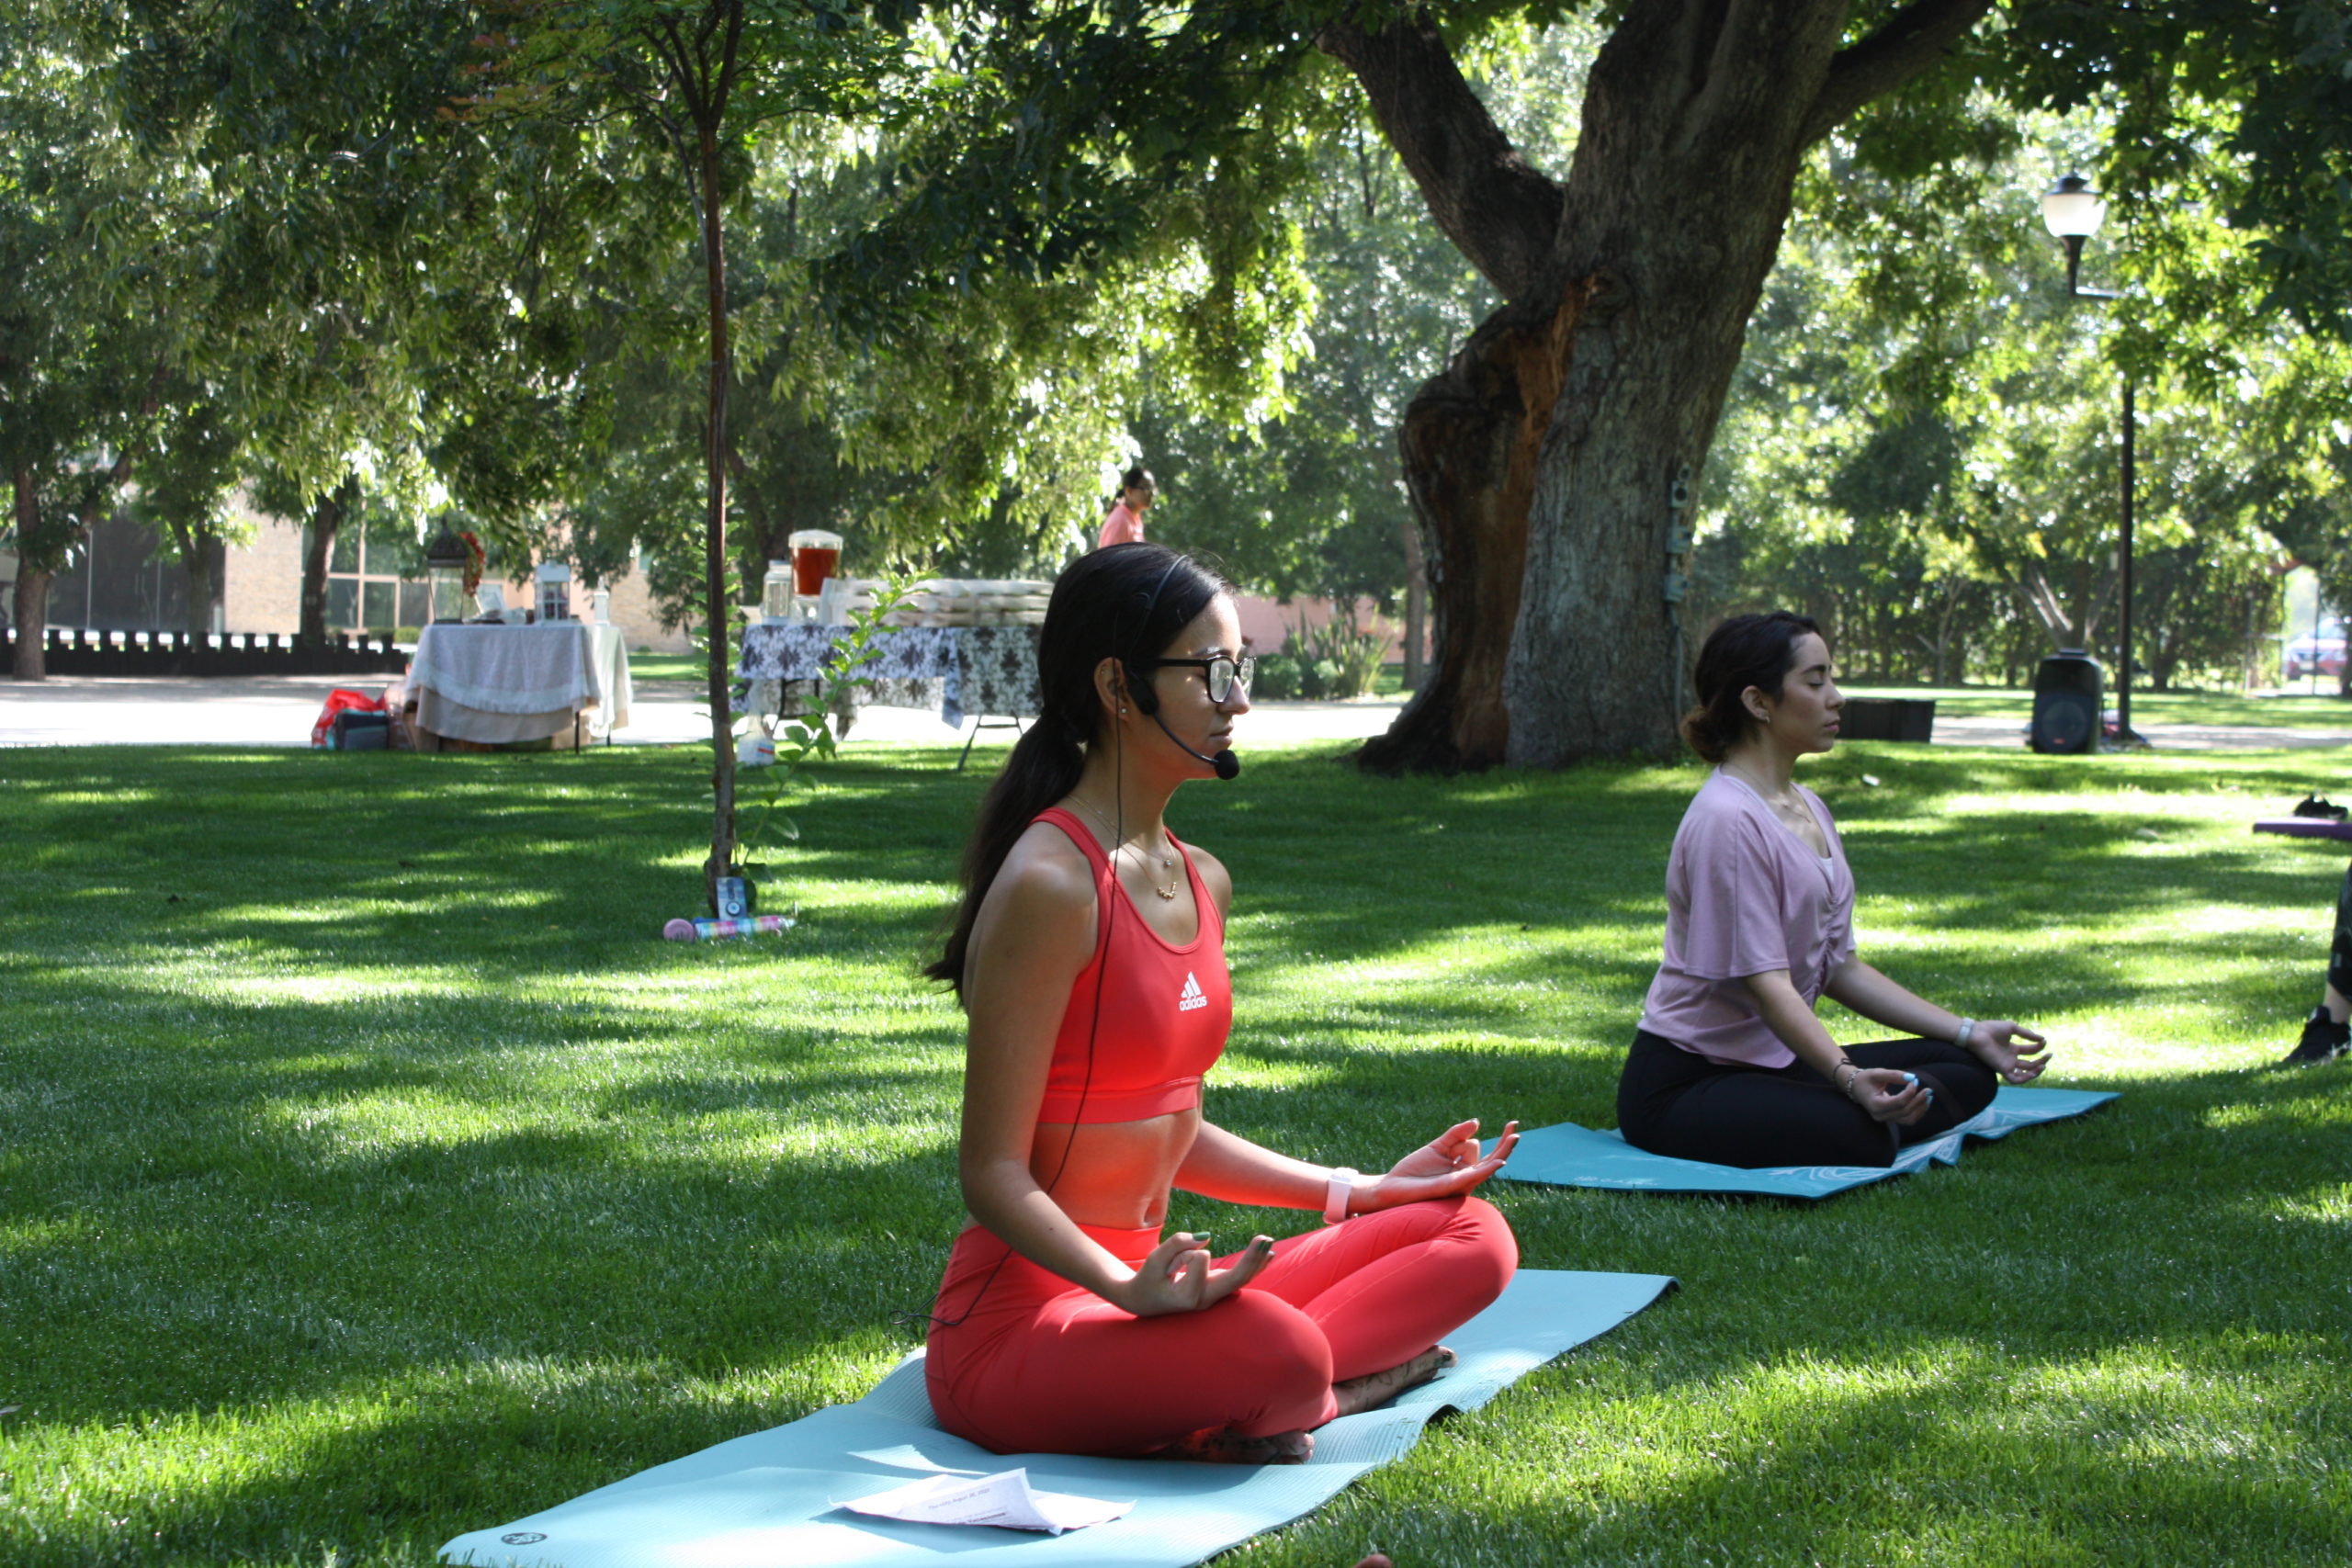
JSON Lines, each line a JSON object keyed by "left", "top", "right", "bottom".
{"left": 2041, "top": 172, "right": 2139, "bottom": 744}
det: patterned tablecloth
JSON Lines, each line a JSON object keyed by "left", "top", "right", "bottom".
{"left": 737, "top": 624, "right": 1039, "bottom": 728}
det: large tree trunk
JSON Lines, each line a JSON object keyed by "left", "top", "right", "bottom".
{"left": 1363, "top": 286, "right": 1589, "bottom": 769}
{"left": 1326, "top": 0, "right": 1994, "bottom": 768}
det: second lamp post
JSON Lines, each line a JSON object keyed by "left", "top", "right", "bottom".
{"left": 2041, "top": 172, "right": 2139, "bottom": 745}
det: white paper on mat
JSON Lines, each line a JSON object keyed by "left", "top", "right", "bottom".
{"left": 838, "top": 1468, "right": 1134, "bottom": 1534}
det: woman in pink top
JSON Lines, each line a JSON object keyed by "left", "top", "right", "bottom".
{"left": 1097, "top": 466, "right": 1154, "bottom": 547}
{"left": 1618, "top": 612, "right": 2052, "bottom": 1168}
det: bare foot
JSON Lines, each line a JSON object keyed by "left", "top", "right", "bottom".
{"left": 1160, "top": 1424, "right": 1313, "bottom": 1464}
{"left": 1331, "top": 1345, "right": 1455, "bottom": 1417}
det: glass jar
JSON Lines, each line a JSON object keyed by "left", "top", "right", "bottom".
{"left": 788, "top": 529, "right": 842, "bottom": 595}
{"left": 763, "top": 560, "right": 793, "bottom": 621}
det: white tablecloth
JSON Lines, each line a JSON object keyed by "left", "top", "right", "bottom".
{"left": 409, "top": 623, "right": 631, "bottom": 745}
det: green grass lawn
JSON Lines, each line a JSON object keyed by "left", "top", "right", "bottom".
{"left": 3, "top": 739, "right": 2347, "bottom": 1565}
{"left": 1845, "top": 682, "right": 2352, "bottom": 733}
{"left": 625, "top": 650, "right": 708, "bottom": 685}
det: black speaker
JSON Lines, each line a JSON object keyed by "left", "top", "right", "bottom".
{"left": 2030, "top": 650, "right": 2104, "bottom": 755}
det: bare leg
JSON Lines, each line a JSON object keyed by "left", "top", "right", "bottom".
{"left": 2325, "top": 981, "right": 2348, "bottom": 1025}
{"left": 1330, "top": 1346, "right": 1455, "bottom": 1418}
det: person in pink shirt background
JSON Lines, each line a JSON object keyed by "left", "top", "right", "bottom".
{"left": 1098, "top": 466, "right": 1155, "bottom": 548}
{"left": 1616, "top": 611, "right": 2053, "bottom": 1168}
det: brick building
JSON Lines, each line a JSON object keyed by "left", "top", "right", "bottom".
{"left": 1, "top": 494, "right": 692, "bottom": 653}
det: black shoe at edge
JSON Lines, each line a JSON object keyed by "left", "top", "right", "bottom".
{"left": 2281, "top": 1007, "right": 2349, "bottom": 1066}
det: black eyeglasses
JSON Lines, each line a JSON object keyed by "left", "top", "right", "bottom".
{"left": 1141, "top": 655, "right": 1254, "bottom": 705}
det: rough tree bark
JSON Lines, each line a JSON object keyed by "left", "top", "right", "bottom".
{"left": 1325, "top": 0, "right": 1995, "bottom": 770}
{"left": 1399, "top": 509, "right": 1425, "bottom": 691}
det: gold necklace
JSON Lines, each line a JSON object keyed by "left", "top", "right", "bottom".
{"left": 1066, "top": 794, "right": 1182, "bottom": 900}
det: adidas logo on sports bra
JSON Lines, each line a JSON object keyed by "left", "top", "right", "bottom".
{"left": 1178, "top": 972, "right": 1207, "bottom": 1012}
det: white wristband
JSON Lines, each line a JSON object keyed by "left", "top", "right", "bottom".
{"left": 1323, "top": 1168, "right": 1358, "bottom": 1225}
{"left": 1955, "top": 1018, "right": 1978, "bottom": 1050}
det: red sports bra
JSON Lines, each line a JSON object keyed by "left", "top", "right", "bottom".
{"left": 1031, "top": 807, "right": 1232, "bottom": 1122}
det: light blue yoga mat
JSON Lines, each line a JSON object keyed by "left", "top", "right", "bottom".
{"left": 439, "top": 1269, "right": 1673, "bottom": 1568}
{"left": 1494, "top": 1086, "right": 2119, "bottom": 1200}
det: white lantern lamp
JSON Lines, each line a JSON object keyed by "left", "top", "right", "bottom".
{"left": 2041, "top": 173, "right": 2108, "bottom": 297}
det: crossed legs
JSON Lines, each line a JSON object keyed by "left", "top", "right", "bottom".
{"left": 1619, "top": 1030, "right": 1998, "bottom": 1169}
{"left": 924, "top": 1196, "right": 1516, "bottom": 1458}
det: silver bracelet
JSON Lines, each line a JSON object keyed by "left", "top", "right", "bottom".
{"left": 1955, "top": 1018, "right": 1978, "bottom": 1051}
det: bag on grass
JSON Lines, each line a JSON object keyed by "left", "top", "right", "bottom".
{"left": 310, "top": 687, "right": 386, "bottom": 748}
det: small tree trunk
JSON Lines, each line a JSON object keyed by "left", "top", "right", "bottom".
{"left": 186, "top": 536, "right": 219, "bottom": 640}
{"left": 10, "top": 468, "right": 44, "bottom": 679}
{"left": 166, "top": 518, "right": 220, "bottom": 639}
{"left": 697, "top": 112, "right": 739, "bottom": 910}
{"left": 298, "top": 479, "right": 355, "bottom": 643}
{"left": 10, "top": 568, "right": 51, "bottom": 680}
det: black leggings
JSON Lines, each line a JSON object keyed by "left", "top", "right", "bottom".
{"left": 1617, "top": 1029, "right": 1998, "bottom": 1169}
{"left": 2328, "top": 861, "right": 2352, "bottom": 1000}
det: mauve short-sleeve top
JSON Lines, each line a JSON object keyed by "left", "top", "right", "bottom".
{"left": 1636, "top": 769, "right": 1856, "bottom": 1067}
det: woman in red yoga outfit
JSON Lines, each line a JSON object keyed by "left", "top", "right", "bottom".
{"left": 922, "top": 543, "right": 1520, "bottom": 1462}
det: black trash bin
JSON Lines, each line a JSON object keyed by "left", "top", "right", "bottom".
{"left": 2030, "top": 650, "right": 2103, "bottom": 755}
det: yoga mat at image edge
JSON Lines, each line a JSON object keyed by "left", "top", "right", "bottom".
{"left": 439, "top": 1269, "right": 1674, "bottom": 1568}
{"left": 1490, "top": 1086, "right": 2120, "bottom": 1200}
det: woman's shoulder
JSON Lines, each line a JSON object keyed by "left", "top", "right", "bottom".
{"left": 988, "top": 818, "right": 1104, "bottom": 918}
{"left": 1671, "top": 773, "right": 1778, "bottom": 860}
{"left": 1680, "top": 771, "right": 1770, "bottom": 830}
{"left": 1177, "top": 838, "right": 1233, "bottom": 914}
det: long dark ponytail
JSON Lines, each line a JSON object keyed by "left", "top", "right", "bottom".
{"left": 924, "top": 543, "right": 1229, "bottom": 1000}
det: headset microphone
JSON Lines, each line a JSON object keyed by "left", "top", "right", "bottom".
{"left": 1125, "top": 654, "right": 1240, "bottom": 781}
{"left": 1149, "top": 709, "right": 1241, "bottom": 780}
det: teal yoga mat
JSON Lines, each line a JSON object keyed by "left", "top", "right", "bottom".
{"left": 440, "top": 1269, "right": 1673, "bottom": 1568}
{"left": 1493, "top": 1085, "right": 2119, "bottom": 1200}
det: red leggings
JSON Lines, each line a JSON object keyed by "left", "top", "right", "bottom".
{"left": 923, "top": 1195, "right": 1517, "bottom": 1457}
